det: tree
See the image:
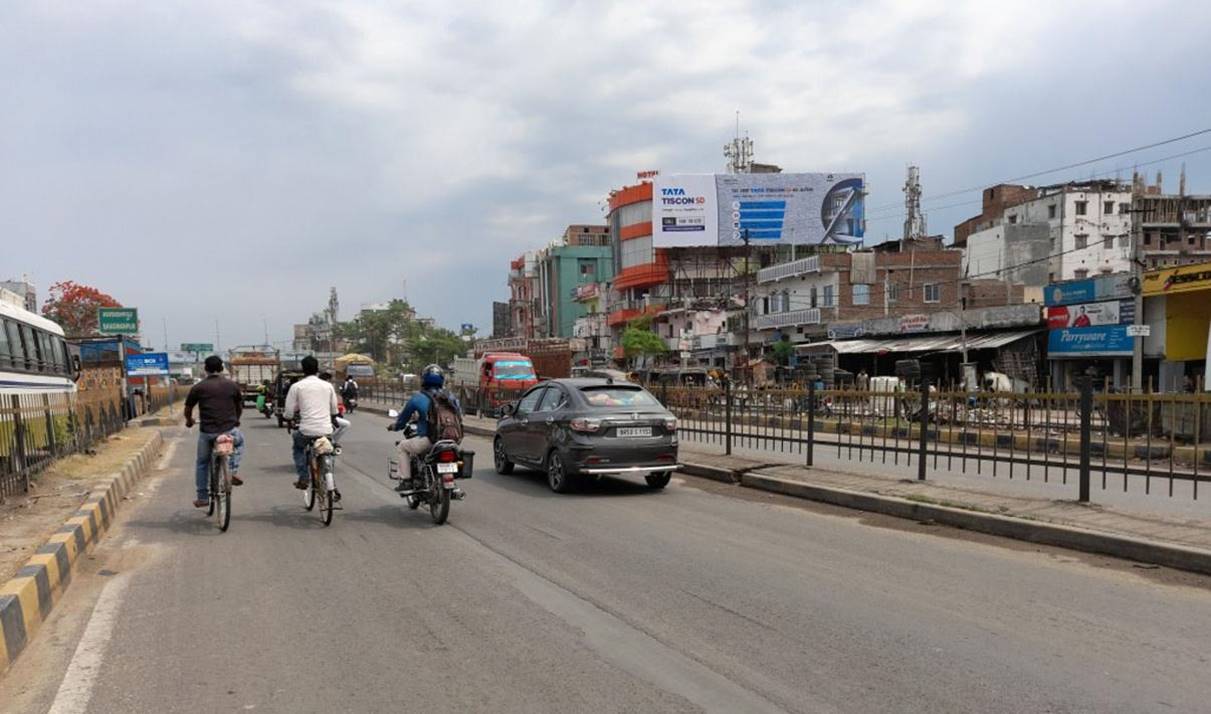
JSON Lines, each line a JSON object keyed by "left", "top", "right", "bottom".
{"left": 333, "top": 299, "right": 468, "bottom": 373}
{"left": 620, "top": 316, "right": 666, "bottom": 359}
{"left": 772, "top": 338, "right": 793, "bottom": 366}
{"left": 41, "top": 281, "right": 122, "bottom": 337}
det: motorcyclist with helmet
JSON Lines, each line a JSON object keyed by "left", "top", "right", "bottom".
{"left": 387, "top": 364, "right": 462, "bottom": 492}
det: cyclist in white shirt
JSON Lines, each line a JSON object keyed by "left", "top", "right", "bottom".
{"left": 283, "top": 356, "right": 339, "bottom": 492}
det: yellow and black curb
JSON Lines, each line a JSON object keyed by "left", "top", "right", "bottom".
{"left": 0, "top": 430, "right": 165, "bottom": 675}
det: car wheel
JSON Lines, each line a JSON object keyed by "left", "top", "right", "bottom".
{"left": 493, "top": 437, "right": 514, "bottom": 475}
{"left": 547, "top": 451, "right": 574, "bottom": 494}
{"left": 645, "top": 471, "right": 672, "bottom": 490}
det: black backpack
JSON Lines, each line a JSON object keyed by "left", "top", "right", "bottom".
{"left": 427, "top": 390, "right": 463, "bottom": 443}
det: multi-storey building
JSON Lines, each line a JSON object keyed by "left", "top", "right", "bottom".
{"left": 752, "top": 238, "right": 963, "bottom": 344}
{"left": 536, "top": 226, "right": 613, "bottom": 338}
{"left": 1134, "top": 171, "right": 1211, "bottom": 270}
{"left": 507, "top": 252, "right": 541, "bottom": 338}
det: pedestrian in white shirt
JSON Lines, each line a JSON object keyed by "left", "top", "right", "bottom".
{"left": 284, "top": 356, "right": 338, "bottom": 490}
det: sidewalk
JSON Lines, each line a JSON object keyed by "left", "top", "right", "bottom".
{"left": 358, "top": 399, "right": 1211, "bottom": 574}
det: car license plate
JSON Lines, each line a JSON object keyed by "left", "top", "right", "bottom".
{"left": 437, "top": 462, "right": 460, "bottom": 474}
{"left": 616, "top": 427, "right": 652, "bottom": 438}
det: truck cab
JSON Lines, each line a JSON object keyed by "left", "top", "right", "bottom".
{"left": 480, "top": 352, "right": 537, "bottom": 408}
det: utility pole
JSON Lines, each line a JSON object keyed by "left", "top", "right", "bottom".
{"left": 1130, "top": 171, "right": 1144, "bottom": 392}
{"left": 215, "top": 319, "right": 221, "bottom": 353}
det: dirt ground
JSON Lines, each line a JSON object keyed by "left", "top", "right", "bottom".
{"left": 0, "top": 424, "right": 164, "bottom": 584}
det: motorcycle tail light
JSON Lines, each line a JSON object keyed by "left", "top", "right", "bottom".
{"left": 570, "top": 418, "right": 602, "bottom": 433}
{"left": 438, "top": 450, "right": 459, "bottom": 463}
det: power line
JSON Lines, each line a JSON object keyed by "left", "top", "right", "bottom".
{"left": 863, "top": 143, "right": 1211, "bottom": 224}
{"left": 863, "top": 128, "right": 1211, "bottom": 215}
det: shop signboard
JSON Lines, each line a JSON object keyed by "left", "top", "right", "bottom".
{"left": 1045, "top": 274, "right": 1133, "bottom": 306}
{"left": 1142, "top": 261, "right": 1211, "bottom": 296}
{"left": 653, "top": 173, "right": 866, "bottom": 248}
{"left": 1045, "top": 299, "right": 1135, "bottom": 329}
{"left": 899, "top": 314, "right": 930, "bottom": 333}
{"left": 1047, "top": 325, "right": 1132, "bottom": 356}
{"left": 827, "top": 323, "right": 864, "bottom": 340}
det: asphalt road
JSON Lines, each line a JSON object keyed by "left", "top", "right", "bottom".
{"left": 4, "top": 415, "right": 1211, "bottom": 713}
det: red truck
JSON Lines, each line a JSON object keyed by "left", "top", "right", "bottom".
{"left": 450, "top": 352, "right": 539, "bottom": 414}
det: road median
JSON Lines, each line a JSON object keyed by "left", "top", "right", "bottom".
{"left": 0, "top": 429, "right": 165, "bottom": 676}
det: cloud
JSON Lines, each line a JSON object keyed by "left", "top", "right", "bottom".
{"left": 2, "top": 0, "right": 1210, "bottom": 346}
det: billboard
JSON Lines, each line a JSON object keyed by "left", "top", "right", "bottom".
{"left": 1047, "top": 326, "right": 1132, "bottom": 356}
{"left": 1045, "top": 274, "right": 1133, "bottom": 306}
{"left": 653, "top": 173, "right": 865, "bottom": 248}
{"left": 1142, "top": 261, "right": 1211, "bottom": 296}
{"left": 1046, "top": 299, "right": 1135, "bottom": 329}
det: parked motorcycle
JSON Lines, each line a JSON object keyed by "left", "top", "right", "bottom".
{"left": 386, "top": 412, "right": 471, "bottom": 525}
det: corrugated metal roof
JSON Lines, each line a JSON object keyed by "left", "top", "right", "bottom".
{"left": 798, "top": 329, "right": 1040, "bottom": 355}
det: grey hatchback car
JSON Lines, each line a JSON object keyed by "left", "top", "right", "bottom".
{"left": 493, "top": 378, "right": 680, "bottom": 493}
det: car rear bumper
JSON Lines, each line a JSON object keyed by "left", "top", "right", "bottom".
{"left": 579, "top": 464, "right": 681, "bottom": 475}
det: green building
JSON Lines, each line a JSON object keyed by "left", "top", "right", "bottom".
{"left": 538, "top": 225, "right": 614, "bottom": 338}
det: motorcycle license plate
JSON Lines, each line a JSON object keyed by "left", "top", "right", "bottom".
{"left": 616, "top": 427, "right": 652, "bottom": 438}
{"left": 437, "top": 462, "right": 460, "bottom": 474}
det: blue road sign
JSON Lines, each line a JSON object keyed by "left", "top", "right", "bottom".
{"left": 125, "top": 352, "right": 170, "bottom": 376}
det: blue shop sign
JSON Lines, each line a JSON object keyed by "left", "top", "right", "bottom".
{"left": 1047, "top": 325, "right": 1133, "bottom": 356}
{"left": 1045, "top": 280, "right": 1096, "bottom": 306}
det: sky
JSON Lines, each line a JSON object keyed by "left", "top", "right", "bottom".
{"left": 4, "top": 0, "right": 1211, "bottom": 349}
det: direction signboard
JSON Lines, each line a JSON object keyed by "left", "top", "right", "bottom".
{"left": 98, "top": 307, "right": 138, "bottom": 335}
{"left": 125, "top": 352, "right": 170, "bottom": 376}
{"left": 181, "top": 342, "right": 214, "bottom": 354}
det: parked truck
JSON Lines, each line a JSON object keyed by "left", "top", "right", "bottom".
{"left": 227, "top": 347, "right": 279, "bottom": 405}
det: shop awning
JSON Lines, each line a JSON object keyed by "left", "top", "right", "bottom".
{"left": 798, "top": 329, "right": 1041, "bottom": 356}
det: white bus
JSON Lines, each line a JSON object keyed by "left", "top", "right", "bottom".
{"left": 0, "top": 290, "right": 76, "bottom": 398}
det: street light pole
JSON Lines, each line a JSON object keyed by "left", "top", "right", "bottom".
{"left": 1129, "top": 186, "right": 1144, "bottom": 392}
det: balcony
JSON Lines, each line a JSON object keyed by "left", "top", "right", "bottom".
{"left": 753, "top": 308, "right": 822, "bottom": 331}
{"left": 756, "top": 256, "right": 820, "bottom": 284}
{"left": 692, "top": 333, "right": 737, "bottom": 350}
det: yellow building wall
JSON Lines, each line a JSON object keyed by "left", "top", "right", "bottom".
{"left": 1165, "top": 291, "right": 1211, "bottom": 361}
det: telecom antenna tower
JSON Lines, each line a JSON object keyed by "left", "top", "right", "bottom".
{"left": 723, "top": 110, "right": 753, "bottom": 174}
{"left": 903, "top": 165, "right": 926, "bottom": 240}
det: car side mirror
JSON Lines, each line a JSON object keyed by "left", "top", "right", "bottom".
{"left": 501, "top": 403, "right": 516, "bottom": 417}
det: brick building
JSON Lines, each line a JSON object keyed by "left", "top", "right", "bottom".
{"left": 953, "top": 184, "right": 1037, "bottom": 247}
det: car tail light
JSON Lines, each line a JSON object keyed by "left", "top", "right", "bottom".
{"left": 570, "top": 418, "right": 602, "bottom": 433}
{"left": 438, "top": 450, "right": 459, "bottom": 462}
{"left": 663, "top": 417, "right": 678, "bottom": 432}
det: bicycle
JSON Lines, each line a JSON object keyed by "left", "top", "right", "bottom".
{"left": 301, "top": 435, "right": 339, "bottom": 526}
{"left": 207, "top": 433, "right": 235, "bottom": 532}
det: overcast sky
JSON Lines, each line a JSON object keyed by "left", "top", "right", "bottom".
{"left": 4, "top": 0, "right": 1210, "bottom": 349}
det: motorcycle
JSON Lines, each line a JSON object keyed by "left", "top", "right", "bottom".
{"left": 386, "top": 412, "right": 472, "bottom": 525}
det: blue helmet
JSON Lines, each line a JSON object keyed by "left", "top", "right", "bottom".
{"left": 422, "top": 364, "right": 444, "bottom": 389}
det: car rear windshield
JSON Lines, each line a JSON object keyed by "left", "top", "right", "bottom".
{"left": 493, "top": 360, "right": 535, "bottom": 379}
{"left": 579, "top": 386, "right": 660, "bottom": 408}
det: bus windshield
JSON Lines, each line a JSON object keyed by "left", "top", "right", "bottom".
{"left": 492, "top": 360, "right": 536, "bottom": 380}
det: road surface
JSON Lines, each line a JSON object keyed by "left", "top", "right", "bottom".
{"left": 3, "top": 415, "right": 1211, "bottom": 713}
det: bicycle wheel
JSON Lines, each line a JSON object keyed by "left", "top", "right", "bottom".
{"left": 303, "top": 451, "right": 316, "bottom": 511}
{"left": 320, "top": 455, "right": 334, "bottom": 527}
{"left": 216, "top": 456, "right": 231, "bottom": 532}
{"left": 207, "top": 456, "right": 217, "bottom": 517}
{"left": 428, "top": 467, "right": 450, "bottom": 525}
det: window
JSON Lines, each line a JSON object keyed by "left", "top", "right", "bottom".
{"left": 780, "top": 290, "right": 790, "bottom": 312}
{"left": 619, "top": 235, "right": 653, "bottom": 269}
{"left": 1119, "top": 202, "right": 1130, "bottom": 214}
{"left": 18, "top": 324, "right": 37, "bottom": 371}
{"left": 1075, "top": 234, "right": 1088, "bottom": 249}
{"left": 1048, "top": 204, "right": 1057, "bottom": 219}
{"left": 810, "top": 286, "right": 818, "bottom": 308}
{"left": 852, "top": 284, "right": 870, "bottom": 306}
{"left": 1008, "top": 215, "right": 1018, "bottom": 225}
{"left": 1074, "top": 269, "right": 1088, "bottom": 279}
{"left": 923, "top": 283, "right": 941, "bottom": 303}
{"left": 578, "top": 259, "right": 596, "bottom": 277}
{"left": 888, "top": 283, "right": 901, "bottom": 303}
{"left": 1104, "top": 235, "right": 1115, "bottom": 249}
{"left": 1144, "top": 233, "right": 1153, "bottom": 246}
{"left": 0, "top": 319, "right": 11, "bottom": 369}
{"left": 579, "top": 386, "right": 660, "bottom": 408}
{"left": 536, "top": 387, "right": 567, "bottom": 412}
{"left": 822, "top": 285, "right": 835, "bottom": 307}
{"left": 516, "top": 387, "right": 546, "bottom": 415}
{"left": 1102, "top": 201, "right": 1113, "bottom": 214}
{"left": 1075, "top": 201, "right": 1088, "bottom": 216}
{"left": 1120, "top": 235, "right": 1131, "bottom": 248}
{"left": 761, "top": 297, "right": 769, "bottom": 314}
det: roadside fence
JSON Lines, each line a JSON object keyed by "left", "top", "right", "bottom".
{"left": 362, "top": 380, "right": 517, "bottom": 418}
{"left": 658, "top": 379, "right": 1211, "bottom": 504}
{"left": 0, "top": 386, "right": 151, "bottom": 503}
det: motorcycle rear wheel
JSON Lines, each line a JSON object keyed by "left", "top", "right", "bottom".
{"left": 428, "top": 469, "right": 450, "bottom": 525}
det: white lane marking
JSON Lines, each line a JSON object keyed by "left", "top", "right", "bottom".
{"left": 46, "top": 573, "right": 132, "bottom": 714}
{"left": 155, "top": 436, "right": 180, "bottom": 470}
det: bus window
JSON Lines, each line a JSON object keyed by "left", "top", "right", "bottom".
{"left": 4, "top": 321, "right": 20, "bottom": 370}
{"left": 55, "top": 337, "right": 70, "bottom": 375}
{"left": 37, "top": 331, "right": 54, "bottom": 373}
{"left": 18, "top": 324, "right": 39, "bottom": 371}
{"left": 0, "top": 319, "right": 11, "bottom": 369}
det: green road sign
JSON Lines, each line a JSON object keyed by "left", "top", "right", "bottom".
{"left": 97, "top": 307, "right": 138, "bottom": 335}
{"left": 181, "top": 343, "right": 214, "bottom": 353}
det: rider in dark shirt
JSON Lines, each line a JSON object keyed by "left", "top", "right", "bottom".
{"left": 184, "top": 356, "right": 246, "bottom": 508}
